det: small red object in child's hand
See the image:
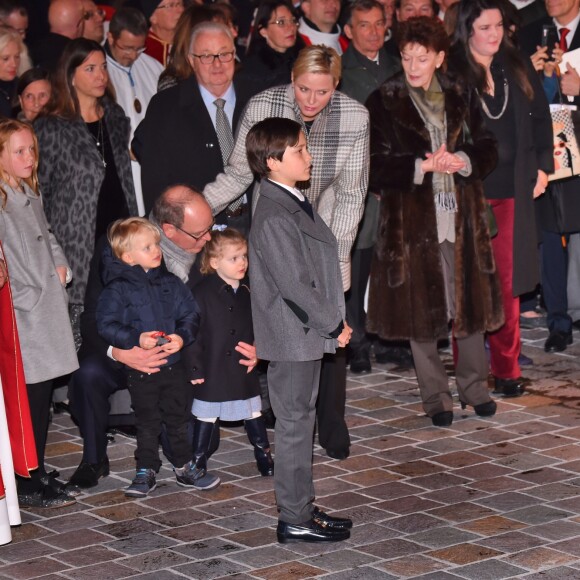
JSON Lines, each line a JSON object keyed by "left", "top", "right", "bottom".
{"left": 152, "top": 331, "right": 171, "bottom": 346}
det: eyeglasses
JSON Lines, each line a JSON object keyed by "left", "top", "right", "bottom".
{"left": 84, "top": 8, "right": 106, "bottom": 20}
{"left": 190, "top": 51, "right": 235, "bottom": 65}
{"left": 114, "top": 42, "right": 146, "bottom": 55}
{"left": 268, "top": 18, "right": 299, "bottom": 28}
{"left": 156, "top": 1, "right": 184, "bottom": 10}
{"left": 175, "top": 219, "right": 215, "bottom": 241}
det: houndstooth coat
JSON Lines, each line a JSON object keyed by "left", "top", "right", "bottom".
{"left": 203, "top": 84, "right": 370, "bottom": 290}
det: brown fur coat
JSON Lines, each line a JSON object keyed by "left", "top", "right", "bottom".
{"left": 366, "top": 72, "right": 504, "bottom": 341}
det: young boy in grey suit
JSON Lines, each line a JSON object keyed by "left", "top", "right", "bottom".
{"left": 246, "top": 117, "right": 353, "bottom": 543}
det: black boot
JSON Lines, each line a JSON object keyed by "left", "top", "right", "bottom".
{"left": 188, "top": 419, "right": 220, "bottom": 490}
{"left": 207, "top": 418, "right": 220, "bottom": 460}
{"left": 245, "top": 417, "right": 274, "bottom": 476}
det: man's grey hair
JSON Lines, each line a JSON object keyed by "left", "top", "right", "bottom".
{"left": 189, "top": 21, "right": 234, "bottom": 54}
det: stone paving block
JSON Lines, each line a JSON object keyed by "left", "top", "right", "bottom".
{"left": 387, "top": 460, "right": 445, "bottom": 478}
{"left": 118, "top": 548, "right": 192, "bottom": 572}
{"left": 0, "top": 539, "right": 61, "bottom": 563}
{"left": 341, "top": 468, "right": 398, "bottom": 487}
{"left": 332, "top": 504, "right": 394, "bottom": 525}
{"left": 251, "top": 561, "right": 328, "bottom": 579}
{"left": 522, "top": 566, "right": 580, "bottom": 579}
{"left": 458, "top": 515, "right": 527, "bottom": 536}
{"left": 541, "top": 444, "right": 580, "bottom": 461}
{"left": 105, "top": 532, "right": 180, "bottom": 555}
{"left": 359, "top": 537, "right": 426, "bottom": 559}
{"left": 475, "top": 491, "right": 540, "bottom": 512}
{"left": 80, "top": 489, "right": 135, "bottom": 508}
{"left": 452, "top": 463, "right": 515, "bottom": 481}
{"left": 408, "top": 472, "right": 471, "bottom": 491}
{"left": 121, "top": 571, "right": 184, "bottom": 580}
{"left": 159, "top": 521, "right": 227, "bottom": 542}
{"left": 407, "top": 526, "right": 480, "bottom": 549}
{"left": 303, "top": 549, "right": 379, "bottom": 572}
{"left": 363, "top": 481, "right": 426, "bottom": 501}
{"left": 375, "top": 495, "right": 443, "bottom": 515}
{"left": 379, "top": 445, "right": 436, "bottom": 464}
{"left": 404, "top": 572, "right": 463, "bottom": 579}
{"left": 172, "top": 537, "right": 247, "bottom": 560}
{"left": 145, "top": 507, "right": 213, "bottom": 527}
{"left": 229, "top": 545, "right": 304, "bottom": 568}
{"left": 427, "top": 542, "right": 503, "bottom": 564}
{"left": 383, "top": 513, "right": 447, "bottom": 534}
{"left": 469, "top": 476, "right": 525, "bottom": 494}
{"left": 506, "top": 504, "right": 573, "bottom": 525}
{"left": 0, "top": 557, "right": 70, "bottom": 579}
{"left": 524, "top": 481, "right": 580, "bottom": 501}
{"left": 7, "top": 523, "right": 52, "bottom": 544}
{"left": 324, "top": 566, "right": 397, "bottom": 579}
{"left": 210, "top": 512, "right": 276, "bottom": 533}
{"left": 422, "top": 485, "right": 488, "bottom": 505}
{"left": 502, "top": 420, "right": 564, "bottom": 437}
{"left": 378, "top": 554, "right": 448, "bottom": 577}
{"left": 58, "top": 561, "right": 137, "bottom": 579}
{"left": 427, "top": 502, "right": 495, "bottom": 523}
{"left": 52, "top": 545, "right": 122, "bottom": 567}
{"left": 92, "top": 502, "right": 159, "bottom": 522}
{"left": 477, "top": 531, "right": 545, "bottom": 553}
{"left": 525, "top": 519, "right": 580, "bottom": 541}
{"left": 174, "top": 558, "right": 251, "bottom": 579}
{"left": 223, "top": 527, "right": 276, "bottom": 548}
{"left": 346, "top": 522, "right": 402, "bottom": 545}
{"left": 95, "top": 518, "right": 164, "bottom": 540}
{"left": 463, "top": 429, "right": 517, "bottom": 445}
{"left": 502, "top": 546, "right": 578, "bottom": 570}
{"left": 363, "top": 435, "right": 419, "bottom": 451}
{"left": 428, "top": 451, "right": 490, "bottom": 469}
{"left": 510, "top": 466, "right": 575, "bottom": 485}
{"left": 41, "top": 528, "right": 112, "bottom": 550}
{"left": 451, "top": 558, "right": 527, "bottom": 579}
{"left": 316, "top": 491, "right": 372, "bottom": 511}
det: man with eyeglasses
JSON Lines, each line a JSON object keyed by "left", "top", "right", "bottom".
{"left": 127, "top": 0, "right": 183, "bottom": 66}
{"left": 106, "top": 7, "right": 163, "bottom": 215}
{"left": 29, "top": 0, "right": 84, "bottom": 72}
{"left": 67, "top": 184, "right": 257, "bottom": 490}
{"left": 133, "top": 21, "right": 253, "bottom": 232}
{"left": 298, "top": 0, "right": 348, "bottom": 54}
{"left": 81, "top": 0, "right": 104, "bottom": 44}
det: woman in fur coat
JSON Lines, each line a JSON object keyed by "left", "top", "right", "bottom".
{"left": 366, "top": 17, "right": 504, "bottom": 427}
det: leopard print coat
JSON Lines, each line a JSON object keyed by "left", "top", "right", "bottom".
{"left": 35, "top": 98, "right": 138, "bottom": 305}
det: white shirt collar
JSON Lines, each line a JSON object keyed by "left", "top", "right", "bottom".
{"left": 508, "top": 0, "right": 536, "bottom": 9}
{"left": 269, "top": 179, "right": 305, "bottom": 201}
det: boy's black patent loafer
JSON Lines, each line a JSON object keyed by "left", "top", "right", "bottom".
{"left": 277, "top": 519, "right": 350, "bottom": 543}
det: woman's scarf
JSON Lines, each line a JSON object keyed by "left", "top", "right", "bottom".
{"left": 407, "top": 75, "right": 457, "bottom": 213}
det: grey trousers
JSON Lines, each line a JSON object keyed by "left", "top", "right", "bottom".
{"left": 567, "top": 233, "right": 580, "bottom": 322}
{"left": 410, "top": 333, "right": 491, "bottom": 417}
{"left": 268, "top": 359, "right": 321, "bottom": 524}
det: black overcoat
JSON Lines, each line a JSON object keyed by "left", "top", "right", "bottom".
{"left": 366, "top": 72, "right": 504, "bottom": 341}
{"left": 182, "top": 273, "right": 259, "bottom": 403}
{"left": 132, "top": 75, "right": 252, "bottom": 213}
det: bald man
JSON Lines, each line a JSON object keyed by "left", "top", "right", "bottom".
{"left": 30, "top": 0, "right": 84, "bottom": 72}
{"left": 67, "top": 185, "right": 256, "bottom": 490}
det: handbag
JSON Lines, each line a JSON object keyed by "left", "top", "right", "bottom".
{"left": 548, "top": 103, "right": 580, "bottom": 181}
{"left": 462, "top": 120, "right": 498, "bottom": 238}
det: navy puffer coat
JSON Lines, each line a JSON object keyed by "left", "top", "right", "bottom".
{"left": 96, "top": 245, "right": 199, "bottom": 365}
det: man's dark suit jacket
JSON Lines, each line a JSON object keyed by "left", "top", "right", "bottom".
{"left": 132, "top": 75, "right": 252, "bottom": 213}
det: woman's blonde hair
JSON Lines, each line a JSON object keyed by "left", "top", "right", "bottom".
{"left": 200, "top": 228, "right": 247, "bottom": 275}
{"left": 292, "top": 45, "right": 341, "bottom": 84}
{"left": 0, "top": 25, "right": 22, "bottom": 61}
{"left": 108, "top": 217, "right": 161, "bottom": 261}
{"left": 0, "top": 119, "right": 39, "bottom": 208}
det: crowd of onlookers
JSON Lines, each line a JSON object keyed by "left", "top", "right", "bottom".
{"left": 0, "top": 0, "right": 579, "bottom": 545}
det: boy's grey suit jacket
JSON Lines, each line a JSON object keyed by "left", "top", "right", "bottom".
{"left": 249, "top": 179, "right": 345, "bottom": 362}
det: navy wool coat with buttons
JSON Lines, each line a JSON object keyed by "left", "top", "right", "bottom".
{"left": 96, "top": 245, "right": 199, "bottom": 366}
{"left": 181, "top": 273, "right": 259, "bottom": 403}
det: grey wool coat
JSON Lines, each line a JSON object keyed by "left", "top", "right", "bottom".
{"left": 0, "top": 183, "right": 78, "bottom": 384}
{"left": 249, "top": 180, "right": 345, "bottom": 362}
{"left": 34, "top": 98, "right": 138, "bottom": 305}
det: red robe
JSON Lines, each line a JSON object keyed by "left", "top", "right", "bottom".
{"left": 0, "top": 243, "right": 37, "bottom": 497}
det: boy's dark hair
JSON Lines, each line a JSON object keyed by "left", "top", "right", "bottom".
{"left": 246, "top": 117, "right": 303, "bottom": 179}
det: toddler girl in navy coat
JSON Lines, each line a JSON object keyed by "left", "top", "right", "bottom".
{"left": 183, "top": 228, "right": 274, "bottom": 477}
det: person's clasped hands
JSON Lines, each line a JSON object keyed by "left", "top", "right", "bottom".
{"left": 422, "top": 144, "right": 466, "bottom": 175}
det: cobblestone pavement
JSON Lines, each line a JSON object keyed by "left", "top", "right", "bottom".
{"left": 2, "top": 326, "right": 580, "bottom": 579}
